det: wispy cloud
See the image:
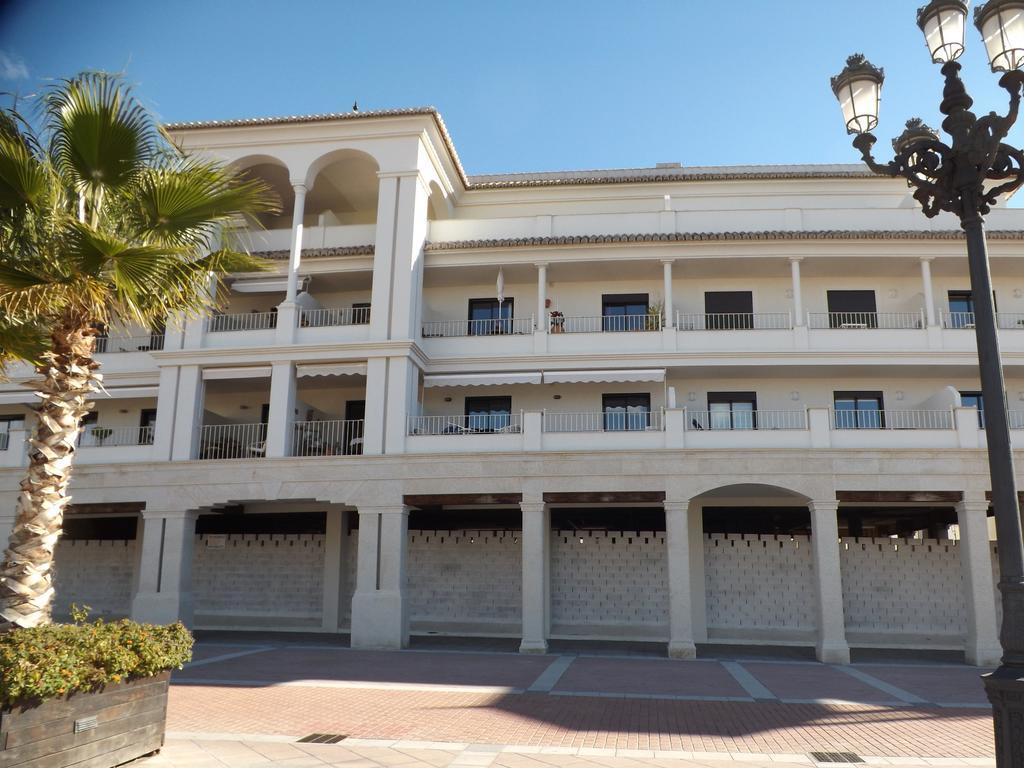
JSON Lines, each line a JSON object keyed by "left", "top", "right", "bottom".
{"left": 0, "top": 51, "right": 28, "bottom": 80}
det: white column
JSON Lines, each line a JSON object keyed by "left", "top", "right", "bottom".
{"left": 957, "top": 497, "right": 1002, "bottom": 666}
{"left": 152, "top": 366, "right": 179, "bottom": 461}
{"left": 322, "top": 508, "right": 344, "bottom": 631}
{"left": 362, "top": 358, "right": 387, "bottom": 455}
{"left": 388, "top": 174, "right": 430, "bottom": 341}
{"left": 662, "top": 260, "right": 675, "bottom": 329}
{"left": 350, "top": 506, "right": 409, "bottom": 649}
{"left": 808, "top": 499, "right": 850, "bottom": 663}
{"left": 920, "top": 257, "right": 937, "bottom": 326}
{"left": 285, "top": 183, "right": 307, "bottom": 302}
{"left": 369, "top": 176, "right": 399, "bottom": 340}
{"left": 536, "top": 263, "right": 548, "bottom": 333}
{"left": 520, "top": 501, "right": 550, "bottom": 653}
{"left": 170, "top": 365, "right": 203, "bottom": 461}
{"left": 689, "top": 503, "right": 708, "bottom": 643}
{"left": 665, "top": 500, "right": 696, "bottom": 658}
{"left": 790, "top": 257, "right": 804, "bottom": 326}
{"left": 265, "top": 361, "right": 297, "bottom": 458}
{"left": 130, "top": 510, "right": 198, "bottom": 626}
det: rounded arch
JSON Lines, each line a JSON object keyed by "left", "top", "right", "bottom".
{"left": 427, "top": 180, "right": 451, "bottom": 221}
{"left": 230, "top": 154, "right": 295, "bottom": 229}
{"left": 303, "top": 148, "right": 381, "bottom": 226}
{"left": 690, "top": 482, "right": 812, "bottom": 505}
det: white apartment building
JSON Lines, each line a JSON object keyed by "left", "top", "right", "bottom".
{"left": 1, "top": 107, "right": 1021, "bottom": 665}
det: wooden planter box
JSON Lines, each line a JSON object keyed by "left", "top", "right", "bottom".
{"left": 0, "top": 671, "right": 169, "bottom": 768}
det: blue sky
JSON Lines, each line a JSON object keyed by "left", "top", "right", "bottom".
{"left": 2, "top": 0, "right": 1022, "bottom": 175}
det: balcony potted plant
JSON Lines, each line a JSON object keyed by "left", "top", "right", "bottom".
{"left": 549, "top": 310, "right": 565, "bottom": 333}
{"left": 646, "top": 300, "right": 664, "bottom": 331}
{"left": 90, "top": 427, "right": 113, "bottom": 447}
{"left": 0, "top": 606, "right": 193, "bottom": 767}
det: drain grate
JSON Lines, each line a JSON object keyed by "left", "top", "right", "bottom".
{"left": 809, "top": 753, "right": 864, "bottom": 764}
{"left": 297, "top": 734, "right": 347, "bottom": 744}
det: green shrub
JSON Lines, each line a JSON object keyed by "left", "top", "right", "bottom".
{"left": 0, "top": 607, "right": 193, "bottom": 708}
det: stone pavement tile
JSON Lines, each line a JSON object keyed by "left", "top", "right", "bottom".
{"left": 854, "top": 666, "right": 988, "bottom": 706}
{"left": 740, "top": 664, "right": 900, "bottom": 704}
{"left": 176, "top": 648, "right": 551, "bottom": 689}
{"left": 553, "top": 658, "right": 747, "bottom": 699}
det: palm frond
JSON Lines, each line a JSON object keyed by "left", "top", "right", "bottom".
{"left": 45, "top": 72, "right": 153, "bottom": 195}
{"left": 0, "top": 312, "right": 49, "bottom": 370}
{"left": 0, "top": 123, "right": 48, "bottom": 210}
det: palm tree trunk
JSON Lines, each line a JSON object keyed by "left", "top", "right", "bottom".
{"left": 0, "top": 322, "right": 99, "bottom": 631}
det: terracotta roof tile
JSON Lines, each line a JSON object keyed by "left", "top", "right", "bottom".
{"left": 257, "top": 245, "right": 375, "bottom": 260}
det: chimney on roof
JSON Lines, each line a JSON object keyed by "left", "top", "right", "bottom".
{"left": 656, "top": 162, "right": 681, "bottom": 169}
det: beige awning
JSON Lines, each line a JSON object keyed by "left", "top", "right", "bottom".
{"left": 543, "top": 369, "right": 665, "bottom": 384}
{"left": 296, "top": 363, "right": 367, "bottom": 378}
{"left": 202, "top": 366, "right": 272, "bottom": 380}
{"left": 424, "top": 372, "right": 543, "bottom": 388}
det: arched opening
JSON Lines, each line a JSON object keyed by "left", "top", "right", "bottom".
{"left": 427, "top": 180, "right": 449, "bottom": 221}
{"left": 232, "top": 155, "right": 294, "bottom": 230}
{"left": 693, "top": 484, "right": 816, "bottom": 648}
{"left": 305, "top": 149, "right": 380, "bottom": 226}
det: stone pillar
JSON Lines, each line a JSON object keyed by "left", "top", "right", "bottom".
{"left": 322, "top": 509, "right": 345, "bottom": 631}
{"left": 662, "top": 260, "right": 675, "bottom": 329}
{"left": 790, "top": 257, "right": 804, "bottom": 326}
{"left": 808, "top": 499, "right": 850, "bottom": 663}
{"left": 536, "top": 263, "right": 548, "bottom": 333}
{"left": 957, "top": 497, "right": 1002, "bottom": 666}
{"left": 689, "top": 502, "right": 708, "bottom": 643}
{"left": 350, "top": 506, "right": 409, "bottom": 649}
{"left": 520, "top": 501, "right": 550, "bottom": 653}
{"left": 362, "top": 358, "right": 387, "bottom": 455}
{"left": 285, "top": 183, "right": 307, "bottom": 302}
{"left": 920, "top": 257, "right": 937, "bottom": 327}
{"left": 265, "top": 361, "right": 297, "bottom": 458}
{"left": 170, "top": 365, "right": 203, "bottom": 461}
{"left": 152, "top": 366, "right": 179, "bottom": 461}
{"left": 369, "top": 175, "right": 399, "bottom": 340}
{"left": 130, "top": 510, "right": 198, "bottom": 626}
{"left": 665, "top": 500, "right": 697, "bottom": 658}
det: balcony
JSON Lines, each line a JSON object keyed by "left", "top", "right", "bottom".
{"left": 676, "top": 313, "right": 792, "bottom": 331}
{"left": 290, "top": 419, "right": 364, "bottom": 456}
{"left": 295, "top": 306, "right": 373, "bottom": 344}
{"left": 197, "top": 423, "right": 267, "bottom": 460}
{"left": 95, "top": 334, "right": 165, "bottom": 353}
{"left": 421, "top": 318, "right": 534, "bottom": 338}
{"left": 79, "top": 425, "right": 154, "bottom": 447}
{"left": 807, "top": 312, "right": 924, "bottom": 330}
{"left": 407, "top": 413, "right": 525, "bottom": 453}
{"left": 557, "top": 314, "right": 662, "bottom": 333}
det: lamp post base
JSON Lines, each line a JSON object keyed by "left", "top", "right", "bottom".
{"left": 983, "top": 666, "right": 1024, "bottom": 764}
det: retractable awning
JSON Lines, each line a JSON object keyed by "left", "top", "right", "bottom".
{"left": 0, "top": 385, "right": 159, "bottom": 404}
{"left": 202, "top": 366, "right": 272, "bottom": 380}
{"left": 424, "top": 372, "right": 543, "bottom": 388}
{"left": 542, "top": 369, "right": 665, "bottom": 384}
{"left": 297, "top": 363, "right": 367, "bottom": 378}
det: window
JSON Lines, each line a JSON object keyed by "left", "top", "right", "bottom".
{"left": 960, "top": 391, "right": 985, "bottom": 428}
{"left": 139, "top": 408, "right": 157, "bottom": 445}
{"left": 834, "top": 391, "right": 884, "bottom": 429}
{"left": 827, "top": 290, "right": 877, "bottom": 328}
{"left": 77, "top": 412, "right": 99, "bottom": 446}
{"left": 704, "top": 291, "right": 753, "bottom": 329}
{"left": 602, "top": 393, "right": 651, "bottom": 431}
{"left": 602, "top": 294, "right": 649, "bottom": 332}
{"left": 468, "top": 298, "right": 513, "bottom": 335}
{"left": 707, "top": 392, "right": 757, "bottom": 430}
{"left": 465, "top": 396, "right": 513, "bottom": 432}
{"left": 0, "top": 415, "right": 24, "bottom": 450}
{"left": 352, "top": 302, "right": 371, "bottom": 325}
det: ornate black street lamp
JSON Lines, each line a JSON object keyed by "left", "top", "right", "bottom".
{"left": 831, "top": 1, "right": 1024, "bottom": 762}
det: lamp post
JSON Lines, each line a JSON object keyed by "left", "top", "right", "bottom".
{"left": 831, "top": 1, "right": 1024, "bottom": 762}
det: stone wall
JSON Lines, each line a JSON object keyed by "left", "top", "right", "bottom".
{"left": 840, "top": 536, "right": 965, "bottom": 647}
{"left": 704, "top": 533, "right": 816, "bottom": 641}
{"left": 53, "top": 539, "right": 136, "bottom": 619}
{"left": 192, "top": 533, "right": 324, "bottom": 626}
{"left": 407, "top": 529, "right": 521, "bottom": 633}
{"left": 551, "top": 529, "right": 668, "bottom": 640}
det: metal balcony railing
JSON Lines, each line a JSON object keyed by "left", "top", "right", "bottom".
{"left": 206, "top": 312, "right": 278, "bottom": 333}
{"left": 421, "top": 317, "right": 534, "bottom": 337}
{"left": 808, "top": 311, "right": 924, "bottom": 330}
{"left": 298, "top": 306, "right": 370, "bottom": 327}
{"left": 197, "top": 423, "right": 267, "bottom": 459}
{"left": 408, "top": 413, "right": 523, "bottom": 435}
{"left": 94, "top": 334, "right": 165, "bottom": 353}
{"left": 291, "top": 420, "right": 365, "bottom": 456}
{"left": 685, "top": 410, "right": 808, "bottom": 431}
{"left": 676, "top": 312, "right": 793, "bottom": 331}
{"left": 79, "top": 425, "right": 154, "bottom": 447}
{"left": 543, "top": 410, "right": 665, "bottom": 433}
{"left": 832, "top": 409, "right": 954, "bottom": 430}
{"left": 942, "top": 311, "right": 977, "bottom": 329}
{"left": 557, "top": 314, "right": 663, "bottom": 333}
{"left": 998, "top": 313, "right": 1024, "bottom": 330}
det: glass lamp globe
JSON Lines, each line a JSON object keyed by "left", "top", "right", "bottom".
{"left": 830, "top": 54, "right": 885, "bottom": 135}
{"left": 917, "top": 0, "right": 969, "bottom": 63}
{"left": 975, "top": 0, "right": 1024, "bottom": 71}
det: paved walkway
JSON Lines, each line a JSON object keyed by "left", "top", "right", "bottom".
{"left": 158, "top": 636, "right": 998, "bottom": 765}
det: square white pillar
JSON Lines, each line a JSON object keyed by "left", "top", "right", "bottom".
{"left": 520, "top": 501, "right": 550, "bottom": 653}
{"left": 665, "top": 500, "right": 697, "bottom": 659}
{"left": 130, "top": 510, "right": 198, "bottom": 626}
{"left": 689, "top": 503, "right": 708, "bottom": 643}
{"left": 369, "top": 176, "right": 399, "bottom": 340}
{"left": 957, "top": 497, "right": 1002, "bottom": 666}
{"left": 152, "top": 366, "right": 180, "bottom": 462}
{"left": 170, "top": 365, "right": 203, "bottom": 461}
{"left": 809, "top": 500, "right": 850, "bottom": 664}
{"left": 790, "top": 257, "right": 804, "bottom": 327}
{"left": 350, "top": 506, "right": 409, "bottom": 649}
{"left": 322, "top": 509, "right": 346, "bottom": 631}
{"left": 920, "top": 257, "right": 937, "bottom": 327}
{"left": 265, "top": 361, "right": 297, "bottom": 458}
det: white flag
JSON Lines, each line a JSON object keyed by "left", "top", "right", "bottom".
{"left": 496, "top": 267, "right": 505, "bottom": 303}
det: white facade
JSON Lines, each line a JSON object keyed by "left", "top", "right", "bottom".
{"left": 2, "top": 107, "right": 1021, "bottom": 665}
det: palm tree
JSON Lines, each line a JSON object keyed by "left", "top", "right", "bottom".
{"left": 0, "top": 73, "right": 277, "bottom": 631}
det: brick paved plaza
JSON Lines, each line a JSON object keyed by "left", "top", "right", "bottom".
{"left": 145, "top": 635, "right": 999, "bottom": 767}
